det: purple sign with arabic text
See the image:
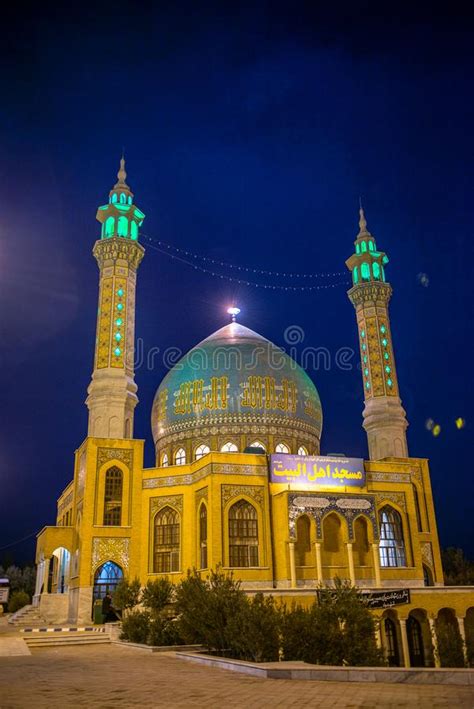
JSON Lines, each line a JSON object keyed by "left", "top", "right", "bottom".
{"left": 270, "top": 454, "right": 365, "bottom": 487}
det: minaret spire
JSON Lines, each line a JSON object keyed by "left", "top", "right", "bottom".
{"left": 85, "top": 159, "right": 146, "bottom": 439}
{"left": 345, "top": 205, "right": 408, "bottom": 459}
{"left": 115, "top": 155, "right": 128, "bottom": 188}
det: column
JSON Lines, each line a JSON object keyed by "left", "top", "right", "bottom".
{"left": 314, "top": 542, "right": 323, "bottom": 584}
{"left": 42, "top": 557, "right": 50, "bottom": 595}
{"left": 372, "top": 542, "right": 382, "bottom": 587}
{"left": 399, "top": 618, "right": 410, "bottom": 668}
{"left": 288, "top": 541, "right": 296, "bottom": 589}
{"left": 33, "top": 562, "right": 43, "bottom": 605}
{"left": 457, "top": 617, "right": 468, "bottom": 665}
{"left": 346, "top": 543, "right": 356, "bottom": 585}
{"left": 375, "top": 620, "right": 383, "bottom": 649}
{"left": 429, "top": 617, "right": 441, "bottom": 667}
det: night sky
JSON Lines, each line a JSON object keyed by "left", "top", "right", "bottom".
{"left": 1, "top": 3, "right": 473, "bottom": 565}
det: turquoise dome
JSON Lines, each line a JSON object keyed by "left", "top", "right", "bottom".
{"left": 151, "top": 322, "right": 322, "bottom": 460}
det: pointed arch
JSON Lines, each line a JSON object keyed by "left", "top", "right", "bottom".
{"left": 103, "top": 465, "right": 123, "bottom": 526}
{"left": 228, "top": 499, "right": 258, "bottom": 567}
{"left": 199, "top": 502, "right": 208, "bottom": 569}
{"left": 275, "top": 442, "right": 290, "bottom": 454}
{"left": 195, "top": 444, "right": 210, "bottom": 460}
{"left": 295, "top": 514, "right": 311, "bottom": 566}
{"left": 353, "top": 515, "right": 370, "bottom": 566}
{"left": 117, "top": 215, "right": 128, "bottom": 237}
{"left": 379, "top": 505, "right": 406, "bottom": 567}
{"left": 321, "top": 512, "right": 346, "bottom": 569}
{"left": 249, "top": 440, "right": 266, "bottom": 452}
{"left": 174, "top": 447, "right": 186, "bottom": 465}
{"left": 153, "top": 506, "right": 180, "bottom": 573}
{"left": 221, "top": 441, "right": 238, "bottom": 452}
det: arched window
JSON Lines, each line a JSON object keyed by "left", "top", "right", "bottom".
{"left": 93, "top": 561, "right": 123, "bottom": 601}
{"left": 199, "top": 504, "right": 208, "bottom": 569}
{"left": 384, "top": 617, "right": 400, "bottom": 666}
{"left": 195, "top": 444, "right": 210, "bottom": 460}
{"left": 228, "top": 500, "right": 258, "bottom": 567}
{"left": 119, "top": 192, "right": 126, "bottom": 204}
{"left": 174, "top": 448, "right": 186, "bottom": 466}
{"left": 130, "top": 221, "right": 138, "bottom": 240}
{"left": 103, "top": 466, "right": 122, "bottom": 526}
{"left": 275, "top": 442, "right": 290, "bottom": 454}
{"left": 368, "top": 240, "right": 374, "bottom": 251}
{"left": 295, "top": 515, "right": 311, "bottom": 566}
{"left": 355, "top": 242, "right": 360, "bottom": 254}
{"left": 379, "top": 506, "right": 406, "bottom": 567}
{"left": 117, "top": 216, "right": 128, "bottom": 237}
{"left": 372, "top": 262, "right": 381, "bottom": 279}
{"left": 111, "top": 193, "right": 118, "bottom": 203}
{"left": 105, "top": 216, "right": 115, "bottom": 237}
{"left": 161, "top": 453, "right": 169, "bottom": 468}
{"left": 249, "top": 440, "right": 266, "bottom": 452}
{"left": 154, "top": 506, "right": 180, "bottom": 573}
{"left": 128, "top": 195, "right": 132, "bottom": 205}
{"left": 353, "top": 266, "right": 359, "bottom": 284}
{"left": 423, "top": 565, "right": 434, "bottom": 586}
{"left": 221, "top": 441, "right": 238, "bottom": 452}
{"left": 297, "top": 446, "right": 308, "bottom": 456}
{"left": 413, "top": 485, "right": 423, "bottom": 531}
{"left": 361, "top": 240, "right": 368, "bottom": 253}
{"left": 361, "top": 262, "right": 371, "bottom": 280}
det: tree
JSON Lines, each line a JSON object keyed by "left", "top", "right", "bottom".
{"left": 227, "top": 593, "right": 280, "bottom": 662}
{"left": 435, "top": 616, "right": 466, "bottom": 667}
{"left": 112, "top": 578, "right": 141, "bottom": 612}
{"left": 175, "top": 567, "right": 246, "bottom": 652}
{"left": 280, "top": 579, "right": 383, "bottom": 666}
{"left": 141, "top": 578, "right": 174, "bottom": 615}
{"left": 441, "top": 548, "right": 474, "bottom": 586}
{"left": 8, "top": 591, "right": 30, "bottom": 613}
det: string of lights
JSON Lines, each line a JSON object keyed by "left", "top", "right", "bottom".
{"left": 144, "top": 240, "right": 351, "bottom": 291}
{"left": 140, "top": 232, "right": 346, "bottom": 278}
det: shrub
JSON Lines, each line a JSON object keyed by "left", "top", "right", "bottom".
{"left": 316, "top": 579, "right": 383, "bottom": 666}
{"left": 120, "top": 609, "right": 150, "bottom": 643}
{"left": 280, "top": 580, "right": 383, "bottom": 667}
{"left": 113, "top": 578, "right": 141, "bottom": 612}
{"left": 227, "top": 593, "right": 280, "bottom": 662}
{"left": 141, "top": 578, "right": 174, "bottom": 615}
{"left": 175, "top": 567, "right": 246, "bottom": 651}
{"left": 435, "top": 617, "right": 466, "bottom": 667}
{"left": 148, "top": 615, "right": 184, "bottom": 646}
{"left": 280, "top": 604, "right": 314, "bottom": 662}
{"left": 8, "top": 591, "right": 30, "bottom": 614}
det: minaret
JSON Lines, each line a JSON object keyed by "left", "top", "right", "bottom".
{"left": 86, "top": 158, "right": 145, "bottom": 439}
{"left": 346, "top": 207, "right": 408, "bottom": 459}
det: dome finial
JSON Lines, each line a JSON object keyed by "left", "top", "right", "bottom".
{"left": 117, "top": 153, "right": 127, "bottom": 185}
{"left": 358, "top": 197, "right": 370, "bottom": 236}
{"left": 227, "top": 306, "right": 241, "bottom": 323}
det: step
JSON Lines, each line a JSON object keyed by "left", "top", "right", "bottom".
{"left": 25, "top": 637, "right": 110, "bottom": 647}
{"left": 23, "top": 630, "right": 110, "bottom": 648}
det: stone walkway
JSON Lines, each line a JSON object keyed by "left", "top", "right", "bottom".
{"left": 0, "top": 644, "right": 473, "bottom": 708}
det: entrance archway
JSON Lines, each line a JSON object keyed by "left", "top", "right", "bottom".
{"left": 383, "top": 616, "right": 400, "bottom": 666}
{"left": 407, "top": 615, "right": 425, "bottom": 667}
{"left": 93, "top": 561, "right": 123, "bottom": 602}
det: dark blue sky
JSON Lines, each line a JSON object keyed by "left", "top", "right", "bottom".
{"left": 1, "top": 3, "right": 473, "bottom": 564}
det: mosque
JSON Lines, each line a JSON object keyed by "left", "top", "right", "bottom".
{"left": 34, "top": 160, "right": 474, "bottom": 667}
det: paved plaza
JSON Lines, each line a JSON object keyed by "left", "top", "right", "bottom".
{"left": 1, "top": 643, "right": 474, "bottom": 708}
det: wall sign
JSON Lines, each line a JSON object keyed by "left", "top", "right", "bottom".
{"left": 270, "top": 454, "right": 365, "bottom": 487}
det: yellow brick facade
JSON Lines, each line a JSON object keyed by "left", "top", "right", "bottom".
{"left": 33, "top": 163, "right": 474, "bottom": 669}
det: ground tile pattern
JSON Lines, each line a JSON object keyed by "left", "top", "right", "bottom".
{"left": 0, "top": 645, "right": 473, "bottom": 708}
